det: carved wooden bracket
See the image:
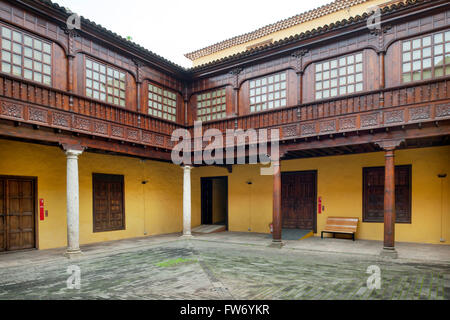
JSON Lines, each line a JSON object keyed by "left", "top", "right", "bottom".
{"left": 229, "top": 67, "right": 243, "bottom": 89}
{"left": 290, "top": 49, "right": 308, "bottom": 74}
{"left": 132, "top": 59, "right": 144, "bottom": 84}
{"left": 370, "top": 24, "right": 392, "bottom": 53}
{"left": 374, "top": 138, "right": 404, "bottom": 151}
{"left": 60, "top": 25, "right": 80, "bottom": 39}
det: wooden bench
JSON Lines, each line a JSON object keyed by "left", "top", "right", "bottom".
{"left": 321, "top": 217, "right": 359, "bottom": 241}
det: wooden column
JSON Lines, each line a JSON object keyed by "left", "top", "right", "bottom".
{"left": 272, "top": 160, "right": 282, "bottom": 242}
{"left": 383, "top": 147, "right": 395, "bottom": 249}
{"left": 378, "top": 51, "right": 386, "bottom": 108}
{"left": 64, "top": 29, "right": 78, "bottom": 107}
{"left": 375, "top": 139, "right": 404, "bottom": 256}
{"left": 133, "top": 60, "right": 143, "bottom": 127}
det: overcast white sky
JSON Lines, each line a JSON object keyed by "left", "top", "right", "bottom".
{"left": 54, "top": 0, "right": 331, "bottom": 68}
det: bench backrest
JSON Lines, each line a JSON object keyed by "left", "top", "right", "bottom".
{"left": 325, "top": 217, "right": 359, "bottom": 232}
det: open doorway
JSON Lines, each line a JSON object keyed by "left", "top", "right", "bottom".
{"left": 201, "top": 176, "right": 228, "bottom": 231}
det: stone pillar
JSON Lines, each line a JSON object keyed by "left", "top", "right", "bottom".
{"left": 182, "top": 165, "right": 193, "bottom": 237}
{"left": 65, "top": 149, "right": 83, "bottom": 257}
{"left": 272, "top": 160, "right": 282, "bottom": 243}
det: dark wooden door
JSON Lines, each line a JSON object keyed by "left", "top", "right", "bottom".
{"left": 281, "top": 171, "right": 317, "bottom": 231}
{"left": 201, "top": 178, "right": 213, "bottom": 225}
{"left": 0, "top": 179, "right": 5, "bottom": 252}
{"left": 0, "top": 177, "right": 36, "bottom": 251}
{"left": 93, "top": 174, "right": 125, "bottom": 232}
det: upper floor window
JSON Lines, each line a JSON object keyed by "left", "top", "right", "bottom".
{"left": 148, "top": 83, "right": 177, "bottom": 122}
{"left": 0, "top": 25, "right": 52, "bottom": 85}
{"left": 402, "top": 30, "right": 450, "bottom": 83}
{"left": 315, "top": 52, "right": 363, "bottom": 100}
{"left": 249, "top": 72, "right": 287, "bottom": 113}
{"left": 196, "top": 88, "right": 226, "bottom": 122}
{"left": 85, "top": 58, "right": 126, "bottom": 107}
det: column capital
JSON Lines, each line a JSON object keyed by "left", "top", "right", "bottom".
{"left": 182, "top": 165, "right": 193, "bottom": 171}
{"left": 61, "top": 143, "right": 85, "bottom": 157}
{"left": 375, "top": 139, "right": 404, "bottom": 151}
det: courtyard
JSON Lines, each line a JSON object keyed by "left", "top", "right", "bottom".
{"left": 0, "top": 233, "right": 449, "bottom": 300}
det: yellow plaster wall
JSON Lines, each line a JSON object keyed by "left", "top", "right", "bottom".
{"left": 192, "top": 146, "right": 449, "bottom": 245}
{"left": 1, "top": 138, "right": 447, "bottom": 249}
{"left": 0, "top": 139, "right": 183, "bottom": 250}
{"left": 192, "top": 0, "right": 393, "bottom": 66}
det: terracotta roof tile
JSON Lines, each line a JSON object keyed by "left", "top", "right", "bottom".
{"left": 185, "top": 0, "right": 396, "bottom": 61}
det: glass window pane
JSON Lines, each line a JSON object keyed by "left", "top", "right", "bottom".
{"left": 1, "top": 50, "right": 11, "bottom": 62}
{"left": 434, "top": 33, "right": 443, "bottom": 44}
{"left": 2, "top": 62, "right": 11, "bottom": 73}
{"left": 2, "top": 27, "right": 11, "bottom": 39}
{"left": 402, "top": 41, "right": 411, "bottom": 51}
{"left": 2, "top": 39, "right": 11, "bottom": 50}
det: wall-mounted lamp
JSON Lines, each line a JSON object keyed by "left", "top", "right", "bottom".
{"left": 246, "top": 181, "right": 253, "bottom": 185}
{"left": 142, "top": 180, "right": 149, "bottom": 185}
{"left": 438, "top": 173, "right": 447, "bottom": 178}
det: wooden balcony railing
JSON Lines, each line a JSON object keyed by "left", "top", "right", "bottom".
{"left": 0, "top": 73, "right": 184, "bottom": 150}
{"left": 1, "top": 72, "right": 449, "bottom": 151}
{"left": 198, "top": 77, "right": 450, "bottom": 140}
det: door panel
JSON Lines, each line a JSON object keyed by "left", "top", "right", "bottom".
{"left": 4, "top": 178, "right": 36, "bottom": 251}
{"left": 0, "top": 179, "right": 5, "bottom": 252}
{"left": 282, "top": 171, "right": 317, "bottom": 231}
{"left": 93, "top": 174, "right": 124, "bottom": 232}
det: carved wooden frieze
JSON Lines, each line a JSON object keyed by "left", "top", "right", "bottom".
{"left": 360, "top": 113, "right": 379, "bottom": 128}
{"left": 1, "top": 102, "right": 23, "bottom": 119}
{"left": 339, "top": 116, "right": 357, "bottom": 131}
{"left": 409, "top": 106, "right": 430, "bottom": 121}
{"left": 28, "top": 107, "right": 48, "bottom": 123}
{"left": 154, "top": 135, "right": 164, "bottom": 146}
{"left": 93, "top": 121, "right": 108, "bottom": 136}
{"left": 127, "top": 129, "right": 139, "bottom": 141}
{"left": 319, "top": 120, "right": 336, "bottom": 133}
{"left": 167, "top": 139, "right": 175, "bottom": 148}
{"left": 111, "top": 126, "right": 124, "bottom": 138}
{"left": 300, "top": 123, "right": 316, "bottom": 136}
{"left": 52, "top": 112, "right": 71, "bottom": 128}
{"left": 384, "top": 110, "right": 404, "bottom": 124}
{"left": 435, "top": 104, "right": 450, "bottom": 118}
{"left": 142, "top": 132, "right": 152, "bottom": 143}
{"left": 73, "top": 116, "right": 91, "bottom": 132}
{"left": 282, "top": 124, "right": 298, "bottom": 138}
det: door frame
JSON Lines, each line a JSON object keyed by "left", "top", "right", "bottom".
{"left": 0, "top": 175, "right": 39, "bottom": 252}
{"left": 281, "top": 170, "right": 318, "bottom": 233}
{"left": 200, "top": 176, "right": 228, "bottom": 229}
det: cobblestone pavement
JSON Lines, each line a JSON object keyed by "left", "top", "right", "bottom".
{"left": 0, "top": 239, "right": 449, "bottom": 300}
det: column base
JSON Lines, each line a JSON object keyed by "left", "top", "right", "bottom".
{"left": 64, "top": 249, "right": 82, "bottom": 259}
{"left": 180, "top": 234, "right": 194, "bottom": 239}
{"left": 380, "top": 247, "right": 398, "bottom": 259}
{"left": 269, "top": 240, "right": 284, "bottom": 248}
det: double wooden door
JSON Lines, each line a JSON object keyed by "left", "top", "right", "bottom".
{"left": 93, "top": 173, "right": 125, "bottom": 232}
{"left": 281, "top": 171, "right": 317, "bottom": 231}
{"left": 0, "top": 177, "right": 36, "bottom": 252}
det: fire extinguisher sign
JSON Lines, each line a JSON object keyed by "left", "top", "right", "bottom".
{"left": 318, "top": 197, "right": 322, "bottom": 214}
{"left": 39, "top": 199, "right": 45, "bottom": 221}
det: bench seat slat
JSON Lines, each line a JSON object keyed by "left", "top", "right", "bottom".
{"left": 322, "top": 217, "right": 359, "bottom": 240}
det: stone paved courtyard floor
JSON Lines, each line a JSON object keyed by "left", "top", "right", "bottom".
{"left": 0, "top": 234, "right": 449, "bottom": 300}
